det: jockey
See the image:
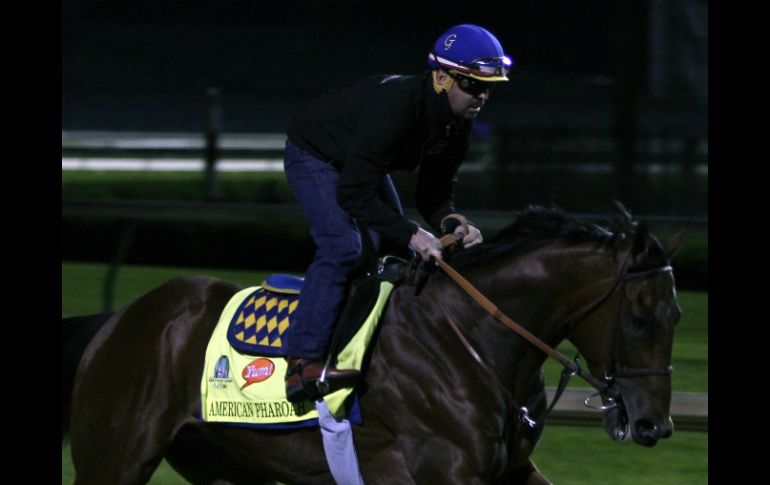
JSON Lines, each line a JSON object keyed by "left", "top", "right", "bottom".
{"left": 283, "top": 24, "right": 513, "bottom": 403}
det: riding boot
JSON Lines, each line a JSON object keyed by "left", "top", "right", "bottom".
{"left": 284, "top": 358, "right": 362, "bottom": 403}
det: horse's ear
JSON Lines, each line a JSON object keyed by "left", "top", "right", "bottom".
{"left": 664, "top": 226, "right": 686, "bottom": 261}
{"left": 631, "top": 220, "right": 649, "bottom": 259}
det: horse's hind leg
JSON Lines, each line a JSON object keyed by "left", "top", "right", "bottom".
{"left": 70, "top": 276, "right": 241, "bottom": 484}
{"left": 70, "top": 408, "right": 179, "bottom": 485}
{"left": 69, "top": 373, "right": 187, "bottom": 485}
{"left": 69, "top": 323, "right": 188, "bottom": 483}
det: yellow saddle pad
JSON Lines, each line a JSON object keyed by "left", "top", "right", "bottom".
{"left": 200, "top": 279, "right": 394, "bottom": 428}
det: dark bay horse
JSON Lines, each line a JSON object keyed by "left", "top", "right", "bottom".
{"left": 62, "top": 206, "right": 683, "bottom": 485}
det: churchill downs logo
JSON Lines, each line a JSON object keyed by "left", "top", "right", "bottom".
{"left": 209, "top": 355, "right": 234, "bottom": 389}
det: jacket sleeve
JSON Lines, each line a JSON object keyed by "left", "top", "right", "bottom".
{"left": 336, "top": 89, "right": 420, "bottom": 247}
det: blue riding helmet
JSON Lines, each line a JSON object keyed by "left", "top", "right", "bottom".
{"left": 427, "top": 24, "right": 513, "bottom": 82}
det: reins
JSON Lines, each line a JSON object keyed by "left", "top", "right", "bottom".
{"left": 432, "top": 214, "right": 673, "bottom": 422}
{"left": 437, "top": 258, "right": 607, "bottom": 390}
{"left": 434, "top": 257, "right": 606, "bottom": 409}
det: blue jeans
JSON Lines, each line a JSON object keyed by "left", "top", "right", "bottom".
{"left": 283, "top": 140, "right": 406, "bottom": 359}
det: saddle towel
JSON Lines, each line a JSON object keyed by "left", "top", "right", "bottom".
{"left": 200, "top": 275, "right": 394, "bottom": 428}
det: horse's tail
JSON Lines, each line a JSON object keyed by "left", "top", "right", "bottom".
{"left": 62, "top": 312, "right": 113, "bottom": 442}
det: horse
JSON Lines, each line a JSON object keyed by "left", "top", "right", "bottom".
{"left": 62, "top": 205, "right": 683, "bottom": 485}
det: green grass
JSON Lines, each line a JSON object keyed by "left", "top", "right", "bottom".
{"left": 62, "top": 261, "right": 707, "bottom": 484}
{"left": 61, "top": 262, "right": 277, "bottom": 316}
{"left": 63, "top": 429, "right": 708, "bottom": 485}
{"left": 63, "top": 428, "right": 708, "bottom": 485}
{"left": 62, "top": 445, "right": 188, "bottom": 485}
{"left": 533, "top": 426, "right": 707, "bottom": 484}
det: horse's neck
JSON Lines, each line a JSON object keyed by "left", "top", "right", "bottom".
{"left": 431, "top": 244, "right": 618, "bottom": 400}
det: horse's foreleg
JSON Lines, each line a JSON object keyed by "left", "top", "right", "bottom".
{"left": 525, "top": 466, "right": 552, "bottom": 485}
{"left": 492, "top": 459, "right": 551, "bottom": 485}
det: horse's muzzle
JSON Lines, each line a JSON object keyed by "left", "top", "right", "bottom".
{"left": 602, "top": 403, "right": 630, "bottom": 442}
{"left": 633, "top": 417, "right": 673, "bottom": 447}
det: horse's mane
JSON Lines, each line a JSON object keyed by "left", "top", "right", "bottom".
{"left": 451, "top": 203, "right": 637, "bottom": 269}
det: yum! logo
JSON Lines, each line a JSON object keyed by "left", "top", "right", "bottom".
{"left": 240, "top": 358, "right": 276, "bottom": 390}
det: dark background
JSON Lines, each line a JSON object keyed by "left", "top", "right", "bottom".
{"left": 62, "top": 0, "right": 707, "bottom": 135}
{"left": 62, "top": 0, "right": 708, "bottom": 288}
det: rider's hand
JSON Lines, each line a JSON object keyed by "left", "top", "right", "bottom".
{"left": 455, "top": 224, "right": 483, "bottom": 248}
{"left": 409, "top": 228, "right": 443, "bottom": 262}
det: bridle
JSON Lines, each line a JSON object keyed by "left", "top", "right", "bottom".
{"left": 433, "top": 219, "right": 673, "bottom": 426}
{"left": 557, "top": 253, "right": 674, "bottom": 413}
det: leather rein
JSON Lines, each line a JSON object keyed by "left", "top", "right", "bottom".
{"left": 433, "top": 215, "right": 673, "bottom": 422}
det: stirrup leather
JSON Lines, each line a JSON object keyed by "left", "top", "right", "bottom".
{"left": 285, "top": 360, "right": 324, "bottom": 399}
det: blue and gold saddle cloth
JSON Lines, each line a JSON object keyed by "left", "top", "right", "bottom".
{"left": 226, "top": 274, "right": 302, "bottom": 356}
{"left": 201, "top": 274, "right": 394, "bottom": 429}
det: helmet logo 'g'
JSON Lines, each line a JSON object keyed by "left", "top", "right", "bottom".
{"left": 443, "top": 34, "right": 457, "bottom": 50}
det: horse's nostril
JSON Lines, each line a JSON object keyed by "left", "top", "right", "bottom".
{"left": 634, "top": 419, "right": 672, "bottom": 439}
{"left": 635, "top": 419, "right": 657, "bottom": 438}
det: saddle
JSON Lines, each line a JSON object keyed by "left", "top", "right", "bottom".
{"left": 323, "top": 255, "right": 407, "bottom": 366}
{"left": 225, "top": 255, "right": 407, "bottom": 365}
{"left": 201, "top": 259, "right": 404, "bottom": 428}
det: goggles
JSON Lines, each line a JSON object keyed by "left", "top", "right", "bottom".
{"left": 430, "top": 53, "right": 512, "bottom": 80}
{"left": 449, "top": 72, "right": 495, "bottom": 96}
{"left": 468, "top": 56, "right": 512, "bottom": 78}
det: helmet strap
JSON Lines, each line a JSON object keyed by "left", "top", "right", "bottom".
{"left": 432, "top": 70, "right": 455, "bottom": 94}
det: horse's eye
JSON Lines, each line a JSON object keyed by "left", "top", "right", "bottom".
{"left": 630, "top": 316, "right": 647, "bottom": 330}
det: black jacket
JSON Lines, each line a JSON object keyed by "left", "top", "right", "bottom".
{"left": 287, "top": 72, "right": 471, "bottom": 247}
